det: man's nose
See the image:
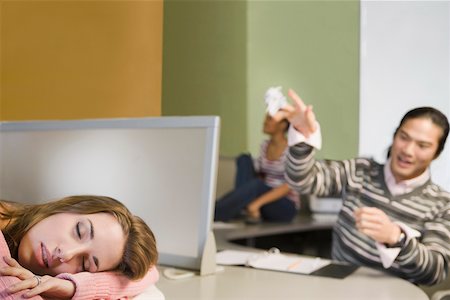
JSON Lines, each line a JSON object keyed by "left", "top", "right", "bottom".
{"left": 53, "top": 245, "right": 87, "bottom": 263}
{"left": 402, "top": 141, "right": 415, "bottom": 155}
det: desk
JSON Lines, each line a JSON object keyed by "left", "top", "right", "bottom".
{"left": 215, "top": 215, "right": 336, "bottom": 242}
{"left": 157, "top": 218, "right": 428, "bottom": 300}
{"left": 157, "top": 265, "right": 428, "bottom": 300}
{"left": 215, "top": 215, "right": 336, "bottom": 257}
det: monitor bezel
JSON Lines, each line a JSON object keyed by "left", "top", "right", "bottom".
{"left": 0, "top": 116, "right": 220, "bottom": 271}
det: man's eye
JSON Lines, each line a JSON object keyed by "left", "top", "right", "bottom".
{"left": 400, "top": 133, "right": 408, "bottom": 140}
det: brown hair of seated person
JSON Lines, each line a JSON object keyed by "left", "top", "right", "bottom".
{"left": 0, "top": 195, "right": 157, "bottom": 280}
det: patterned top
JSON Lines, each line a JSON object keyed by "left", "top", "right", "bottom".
{"left": 0, "top": 231, "right": 43, "bottom": 299}
{"left": 255, "top": 140, "right": 300, "bottom": 208}
{"left": 285, "top": 143, "right": 450, "bottom": 285}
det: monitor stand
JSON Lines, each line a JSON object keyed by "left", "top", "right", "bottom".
{"left": 163, "top": 231, "right": 222, "bottom": 280}
{"left": 200, "top": 231, "right": 217, "bottom": 276}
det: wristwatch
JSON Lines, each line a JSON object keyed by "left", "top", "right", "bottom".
{"left": 388, "top": 231, "right": 406, "bottom": 248}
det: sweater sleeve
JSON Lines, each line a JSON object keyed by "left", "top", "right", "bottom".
{"left": 285, "top": 143, "right": 352, "bottom": 197}
{"left": 394, "top": 201, "right": 450, "bottom": 285}
{"left": 56, "top": 266, "right": 159, "bottom": 300}
{"left": 0, "top": 231, "right": 43, "bottom": 300}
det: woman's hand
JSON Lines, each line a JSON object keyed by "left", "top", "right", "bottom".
{"left": 275, "top": 88, "right": 317, "bottom": 138}
{"left": 0, "top": 256, "right": 75, "bottom": 299}
{"left": 246, "top": 202, "right": 262, "bottom": 219}
{"left": 354, "top": 207, "right": 402, "bottom": 245}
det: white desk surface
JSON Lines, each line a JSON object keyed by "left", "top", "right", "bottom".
{"left": 157, "top": 222, "right": 428, "bottom": 300}
{"left": 156, "top": 264, "right": 428, "bottom": 300}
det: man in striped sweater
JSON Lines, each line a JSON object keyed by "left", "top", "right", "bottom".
{"left": 279, "top": 89, "right": 450, "bottom": 285}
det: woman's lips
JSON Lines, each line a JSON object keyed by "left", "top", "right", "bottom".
{"left": 41, "top": 242, "right": 50, "bottom": 268}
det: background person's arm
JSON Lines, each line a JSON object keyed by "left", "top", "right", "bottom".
{"left": 247, "top": 184, "right": 291, "bottom": 218}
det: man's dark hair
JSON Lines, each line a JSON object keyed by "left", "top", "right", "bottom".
{"left": 387, "top": 107, "right": 449, "bottom": 159}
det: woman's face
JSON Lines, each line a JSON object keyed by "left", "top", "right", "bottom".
{"left": 18, "top": 212, "right": 127, "bottom": 276}
{"left": 263, "top": 114, "right": 286, "bottom": 135}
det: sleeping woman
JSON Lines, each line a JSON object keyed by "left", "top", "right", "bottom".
{"left": 0, "top": 195, "right": 159, "bottom": 299}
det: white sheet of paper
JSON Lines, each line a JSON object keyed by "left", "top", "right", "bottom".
{"left": 248, "top": 253, "right": 330, "bottom": 274}
{"left": 216, "top": 249, "right": 330, "bottom": 274}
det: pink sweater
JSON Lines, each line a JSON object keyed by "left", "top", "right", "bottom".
{"left": 57, "top": 267, "right": 159, "bottom": 300}
{"left": 0, "top": 231, "right": 43, "bottom": 300}
{"left": 0, "top": 231, "right": 159, "bottom": 300}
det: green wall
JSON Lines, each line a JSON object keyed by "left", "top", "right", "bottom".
{"left": 162, "top": 0, "right": 247, "bottom": 156}
{"left": 163, "top": 0, "right": 359, "bottom": 159}
{"left": 247, "top": 1, "right": 360, "bottom": 159}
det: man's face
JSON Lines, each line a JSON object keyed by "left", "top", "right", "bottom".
{"left": 390, "top": 117, "right": 442, "bottom": 182}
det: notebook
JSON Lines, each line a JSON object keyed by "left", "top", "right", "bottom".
{"left": 216, "top": 249, "right": 357, "bottom": 278}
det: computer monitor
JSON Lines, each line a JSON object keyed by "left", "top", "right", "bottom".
{"left": 0, "top": 116, "right": 220, "bottom": 274}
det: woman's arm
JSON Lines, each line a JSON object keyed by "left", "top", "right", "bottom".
{"left": 56, "top": 266, "right": 159, "bottom": 300}
{"left": 0, "top": 230, "right": 44, "bottom": 300}
{"left": 0, "top": 257, "right": 44, "bottom": 300}
{"left": 247, "top": 184, "right": 291, "bottom": 218}
{"left": 0, "top": 258, "right": 159, "bottom": 300}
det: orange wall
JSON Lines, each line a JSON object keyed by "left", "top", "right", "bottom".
{"left": 0, "top": 0, "right": 162, "bottom": 121}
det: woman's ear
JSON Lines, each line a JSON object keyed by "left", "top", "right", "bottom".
{"left": 281, "top": 119, "right": 289, "bottom": 133}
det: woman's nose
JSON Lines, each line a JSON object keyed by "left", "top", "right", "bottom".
{"left": 53, "top": 246, "right": 86, "bottom": 263}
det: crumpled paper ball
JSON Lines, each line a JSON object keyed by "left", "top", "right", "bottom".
{"left": 264, "top": 86, "right": 287, "bottom": 116}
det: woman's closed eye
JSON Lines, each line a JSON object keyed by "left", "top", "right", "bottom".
{"left": 76, "top": 220, "right": 92, "bottom": 240}
{"left": 76, "top": 222, "right": 85, "bottom": 239}
{"left": 81, "top": 256, "right": 92, "bottom": 272}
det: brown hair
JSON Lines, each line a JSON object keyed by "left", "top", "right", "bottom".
{"left": 1, "top": 195, "right": 157, "bottom": 280}
{"left": 387, "top": 107, "right": 449, "bottom": 159}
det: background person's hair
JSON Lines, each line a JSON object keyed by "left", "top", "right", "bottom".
{"left": 387, "top": 107, "right": 450, "bottom": 159}
{"left": 281, "top": 118, "right": 289, "bottom": 133}
{"left": 0, "top": 195, "right": 157, "bottom": 280}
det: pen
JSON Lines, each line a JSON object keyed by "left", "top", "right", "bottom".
{"left": 287, "top": 259, "right": 302, "bottom": 270}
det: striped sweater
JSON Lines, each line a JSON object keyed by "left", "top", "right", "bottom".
{"left": 286, "top": 143, "right": 450, "bottom": 285}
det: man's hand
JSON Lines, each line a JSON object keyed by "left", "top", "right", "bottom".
{"left": 275, "top": 88, "right": 317, "bottom": 138}
{"left": 0, "top": 256, "right": 75, "bottom": 299}
{"left": 354, "top": 207, "right": 402, "bottom": 245}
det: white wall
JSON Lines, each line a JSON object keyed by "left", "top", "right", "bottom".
{"left": 360, "top": 0, "right": 450, "bottom": 190}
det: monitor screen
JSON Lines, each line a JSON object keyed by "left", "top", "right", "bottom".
{"left": 0, "top": 116, "right": 220, "bottom": 271}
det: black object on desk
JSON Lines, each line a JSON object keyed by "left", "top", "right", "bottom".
{"left": 310, "top": 262, "right": 358, "bottom": 279}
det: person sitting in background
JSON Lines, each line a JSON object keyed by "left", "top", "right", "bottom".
{"left": 280, "top": 88, "right": 450, "bottom": 285}
{"left": 0, "top": 195, "right": 159, "bottom": 299}
{"left": 215, "top": 88, "right": 300, "bottom": 223}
